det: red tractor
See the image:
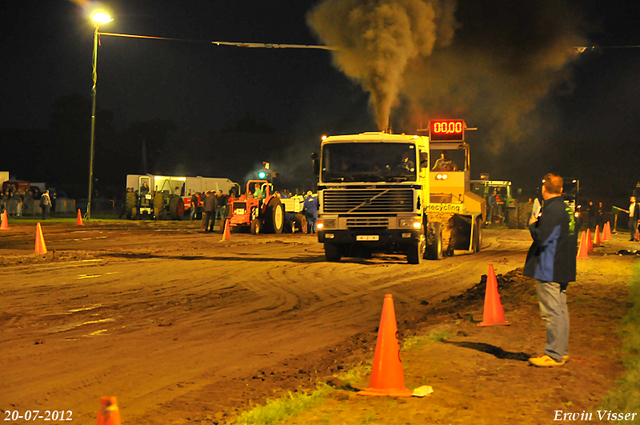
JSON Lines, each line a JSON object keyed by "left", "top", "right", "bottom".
{"left": 228, "top": 180, "right": 285, "bottom": 234}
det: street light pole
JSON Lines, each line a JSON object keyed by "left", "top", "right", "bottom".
{"left": 87, "top": 12, "right": 112, "bottom": 220}
{"left": 87, "top": 24, "right": 98, "bottom": 220}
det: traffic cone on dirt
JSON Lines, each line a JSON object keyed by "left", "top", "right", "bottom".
{"left": 220, "top": 218, "right": 231, "bottom": 241}
{"left": 1, "top": 210, "right": 8, "bottom": 230}
{"left": 358, "top": 294, "right": 412, "bottom": 397}
{"left": 586, "top": 227, "right": 594, "bottom": 252}
{"left": 477, "top": 264, "right": 510, "bottom": 327}
{"left": 76, "top": 209, "right": 84, "bottom": 226}
{"left": 603, "top": 222, "right": 611, "bottom": 241}
{"left": 593, "top": 225, "right": 601, "bottom": 246}
{"left": 96, "top": 396, "right": 121, "bottom": 425}
{"left": 576, "top": 231, "right": 589, "bottom": 260}
{"left": 35, "top": 223, "right": 47, "bottom": 255}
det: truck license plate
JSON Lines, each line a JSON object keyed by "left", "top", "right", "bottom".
{"left": 356, "top": 235, "right": 379, "bottom": 241}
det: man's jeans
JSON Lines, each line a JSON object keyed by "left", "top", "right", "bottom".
{"left": 536, "top": 281, "right": 569, "bottom": 362}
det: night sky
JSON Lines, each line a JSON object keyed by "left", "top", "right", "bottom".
{"left": 2, "top": 0, "right": 640, "bottom": 204}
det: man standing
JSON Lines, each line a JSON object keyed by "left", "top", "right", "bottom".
{"left": 200, "top": 191, "right": 217, "bottom": 232}
{"left": 302, "top": 191, "right": 318, "bottom": 234}
{"left": 486, "top": 190, "right": 496, "bottom": 225}
{"left": 190, "top": 192, "right": 200, "bottom": 221}
{"left": 624, "top": 196, "right": 640, "bottom": 241}
{"left": 216, "top": 190, "right": 228, "bottom": 221}
{"left": 524, "top": 173, "right": 577, "bottom": 367}
{"left": 40, "top": 190, "right": 51, "bottom": 220}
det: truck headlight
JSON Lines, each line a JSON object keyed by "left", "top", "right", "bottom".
{"left": 320, "top": 219, "right": 336, "bottom": 229}
{"left": 400, "top": 218, "right": 422, "bottom": 229}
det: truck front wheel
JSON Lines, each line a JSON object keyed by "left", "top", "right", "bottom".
{"left": 324, "top": 243, "right": 341, "bottom": 262}
{"left": 407, "top": 239, "right": 425, "bottom": 265}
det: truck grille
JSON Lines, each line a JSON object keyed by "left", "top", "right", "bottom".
{"left": 346, "top": 217, "right": 389, "bottom": 228}
{"left": 323, "top": 189, "right": 414, "bottom": 213}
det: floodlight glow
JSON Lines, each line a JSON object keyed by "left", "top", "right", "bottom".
{"left": 91, "top": 12, "right": 113, "bottom": 24}
{"left": 258, "top": 171, "right": 267, "bottom": 179}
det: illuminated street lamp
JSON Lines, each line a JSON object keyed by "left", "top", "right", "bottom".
{"left": 87, "top": 11, "right": 112, "bottom": 220}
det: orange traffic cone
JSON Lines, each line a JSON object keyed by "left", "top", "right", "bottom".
{"left": 586, "top": 227, "right": 593, "bottom": 252}
{"left": 477, "top": 264, "right": 510, "bottom": 327}
{"left": 358, "top": 294, "right": 412, "bottom": 397}
{"left": 220, "top": 218, "right": 231, "bottom": 241}
{"left": 635, "top": 227, "right": 640, "bottom": 242}
{"left": 96, "top": 396, "right": 121, "bottom": 425}
{"left": 1, "top": 210, "right": 8, "bottom": 230}
{"left": 576, "top": 231, "right": 589, "bottom": 259}
{"left": 76, "top": 209, "right": 84, "bottom": 226}
{"left": 593, "top": 225, "right": 601, "bottom": 245}
{"left": 603, "top": 222, "right": 611, "bottom": 241}
{"left": 35, "top": 223, "right": 47, "bottom": 255}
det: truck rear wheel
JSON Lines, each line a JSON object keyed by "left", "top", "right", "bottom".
{"left": 169, "top": 196, "right": 184, "bottom": 220}
{"left": 263, "top": 198, "right": 284, "bottom": 234}
{"left": 473, "top": 216, "right": 483, "bottom": 252}
{"left": 324, "top": 243, "right": 341, "bottom": 262}
{"left": 426, "top": 222, "right": 443, "bottom": 260}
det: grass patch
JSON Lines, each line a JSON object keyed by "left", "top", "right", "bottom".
{"left": 401, "top": 329, "right": 453, "bottom": 352}
{"left": 602, "top": 260, "right": 640, "bottom": 418}
{"left": 231, "top": 385, "right": 333, "bottom": 425}
{"left": 334, "top": 361, "right": 371, "bottom": 385}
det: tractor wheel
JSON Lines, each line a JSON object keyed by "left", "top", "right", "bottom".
{"left": 507, "top": 206, "right": 518, "bottom": 229}
{"left": 169, "top": 196, "right": 184, "bottom": 220}
{"left": 125, "top": 192, "right": 137, "bottom": 219}
{"left": 153, "top": 192, "right": 164, "bottom": 220}
{"left": 517, "top": 203, "right": 529, "bottom": 229}
{"left": 324, "top": 243, "right": 341, "bottom": 262}
{"left": 426, "top": 222, "right": 443, "bottom": 260}
{"left": 250, "top": 218, "right": 262, "bottom": 235}
{"left": 293, "top": 214, "right": 307, "bottom": 233}
{"left": 263, "top": 198, "right": 285, "bottom": 234}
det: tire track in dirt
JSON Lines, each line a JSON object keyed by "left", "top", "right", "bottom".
{"left": 0, "top": 228, "right": 531, "bottom": 424}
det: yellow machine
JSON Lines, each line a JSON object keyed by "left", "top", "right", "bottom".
{"left": 312, "top": 120, "right": 484, "bottom": 264}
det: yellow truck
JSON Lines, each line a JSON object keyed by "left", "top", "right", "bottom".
{"left": 312, "top": 120, "right": 484, "bottom": 264}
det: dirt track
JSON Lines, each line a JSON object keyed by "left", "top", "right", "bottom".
{"left": 0, "top": 220, "right": 557, "bottom": 423}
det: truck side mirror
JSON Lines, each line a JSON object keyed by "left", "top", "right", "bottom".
{"left": 419, "top": 152, "right": 429, "bottom": 168}
{"left": 311, "top": 152, "right": 319, "bottom": 176}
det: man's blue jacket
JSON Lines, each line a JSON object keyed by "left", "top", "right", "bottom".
{"left": 524, "top": 195, "right": 578, "bottom": 285}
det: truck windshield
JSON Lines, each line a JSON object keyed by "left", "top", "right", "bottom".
{"left": 321, "top": 142, "right": 417, "bottom": 183}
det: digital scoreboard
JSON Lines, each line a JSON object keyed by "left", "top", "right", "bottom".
{"left": 429, "top": 119, "right": 465, "bottom": 141}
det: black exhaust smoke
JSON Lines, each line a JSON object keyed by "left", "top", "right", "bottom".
{"left": 307, "top": 0, "right": 458, "bottom": 132}
{"left": 308, "top": 0, "right": 590, "bottom": 150}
